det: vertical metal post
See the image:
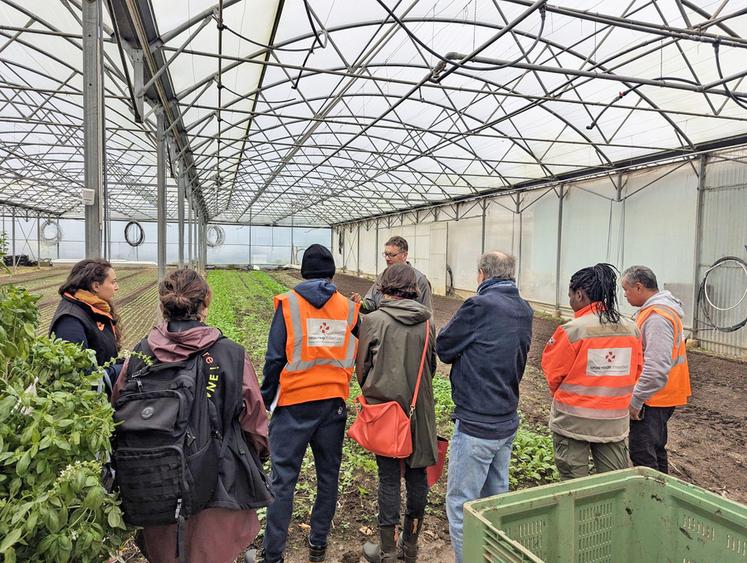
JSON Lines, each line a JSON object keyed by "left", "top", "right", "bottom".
{"left": 690, "top": 155, "right": 708, "bottom": 342}
{"left": 56, "top": 217, "right": 60, "bottom": 259}
{"left": 200, "top": 218, "right": 208, "bottom": 273}
{"left": 178, "top": 159, "right": 185, "bottom": 267}
{"left": 11, "top": 207, "right": 17, "bottom": 274}
{"left": 83, "top": 0, "right": 104, "bottom": 258}
{"left": 195, "top": 215, "right": 200, "bottom": 272}
{"left": 290, "top": 214, "right": 294, "bottom": 265}
{"left": 374, "top": 219, "right": 379, "bottom": 274}
{"left": 156, "top": 108, "right": 167, "bottom": 281}
{"left": 187, "top": 187, "right": 193, "bottom": 268}
{"left": 194, "top": 210, "right": 200, "bottom": 271}
{"left": 36, "top": 214, "right": 41, "bottom": 268}
{"left": 516, "top": 195, "right": 523, "bottom": 288}
{"left": 555, "top": 185, "right": 565, "bottom": 316}
{"left": 481, "top": 200, "right": 487, "bottom": 254}
{"left": 248, "top": 208, "right": 253, "bottom": 266}
{"left": 356, "top": 222, "right": 361, "bottom": 276}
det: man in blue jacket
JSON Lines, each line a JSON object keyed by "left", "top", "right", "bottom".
{"left": 436, "top": 251, "right": 533, "bottom": 563}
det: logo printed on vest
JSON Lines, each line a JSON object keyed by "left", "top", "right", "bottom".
{"left": 587, "top": 348, "right": 631, "bottom": 376}
{"left": 306, "top": 318, "right": 346, "bottom": 347}
{"left": 96, "top": 321, "right": 105, "bottom": 332}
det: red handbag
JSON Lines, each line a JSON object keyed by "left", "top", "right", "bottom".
{"left": 348, "top": 320, "right": 430, "bottom": 459}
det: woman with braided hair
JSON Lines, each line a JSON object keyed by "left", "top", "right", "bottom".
{"left": 541, "top": 263, "right": 643, "bottom": 479}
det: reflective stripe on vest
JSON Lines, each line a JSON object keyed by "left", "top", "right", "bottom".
{"left": 284, "top": 290, "right": 357, "bottom": 372}
{"left": 275, "top": 290, "right": 360, "bottom": 407}
{"left": 553, "top": 402, "right": 630, "bottom": 420}
{"left": 558, "top": 383, "right": 635, "bottom": 398}
{"left": 543, "top": 306, "right": 642, "bottom": 421}
{"left": 636, "top": 304, "right": 691, "bottom": 407}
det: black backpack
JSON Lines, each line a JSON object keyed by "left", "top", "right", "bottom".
{"left": 112, "top": 345, "right": 222, "bottom": 560}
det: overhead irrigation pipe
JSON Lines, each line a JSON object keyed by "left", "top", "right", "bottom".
{"left": 258, "top": 0, "right": 549, "bottom": 221}
{"left": 502, "top": 0, "right": 747, "bottom": 50}
{"left": 442, "top": 53, "right": 747, "bottom": 99}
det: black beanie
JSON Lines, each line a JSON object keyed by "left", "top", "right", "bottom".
{"left": 301, "top": 244, "right": 335, "bottom": 280}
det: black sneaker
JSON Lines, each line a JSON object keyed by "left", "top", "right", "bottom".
{"left": 308, "top": 539, "right": 327, "bottom": 562}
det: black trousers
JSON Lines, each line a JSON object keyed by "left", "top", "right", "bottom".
{"left": 375, "top": 456, "right": 428, "bottom": 527}
{"left": 263, "top": 398, "right": 347, "bottom": 560}
{"left": 629, "top": 405, "right": 676, "bottom": 473}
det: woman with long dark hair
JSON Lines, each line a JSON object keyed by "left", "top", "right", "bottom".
{"left": 50, "top": 258, "right": 122, "bottom": 394}
{"left": 542, "top": 263, "right": 643, "bottom": 479}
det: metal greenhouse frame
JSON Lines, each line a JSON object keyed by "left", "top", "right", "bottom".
{"left": 1, "top": 0, "right": 747, "bottom": 280}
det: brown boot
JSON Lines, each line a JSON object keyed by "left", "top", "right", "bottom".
{"left": 401, "top": 516, "right": 423, "bottom": 562}
{"left": 362, "top": 525, "right": 397, "bottom": 563}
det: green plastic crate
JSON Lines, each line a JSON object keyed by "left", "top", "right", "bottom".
{"left": 464, "top": 467, "right": 747, "bottom": 563}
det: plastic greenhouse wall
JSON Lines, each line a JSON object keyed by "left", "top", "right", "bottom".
{"left": 0, "top": 217, "right": 329, "bottom": 268}
{"left": 332, "top": 149, "right": 747, "bottom": 359}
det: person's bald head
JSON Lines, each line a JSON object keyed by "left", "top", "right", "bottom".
{"left": 478, "top": 251, "right": 515, "bottom": 283}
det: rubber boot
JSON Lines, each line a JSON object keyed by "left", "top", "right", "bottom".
{"left": 401, "top": 516, "right": 423, "bottom": 562}
{"left": 308, "top": 538, "right": 326, "bottom": 562}
{"left": 362, "top": 525, "right": 397, "bottom": 563}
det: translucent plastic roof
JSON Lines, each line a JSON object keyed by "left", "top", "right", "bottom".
{"left": 2, "top": 0, "right": 747, "bottom": 226}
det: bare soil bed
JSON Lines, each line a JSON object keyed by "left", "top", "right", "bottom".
{"left": 8, "top": 267, "right": 743, "bottom": 562}
{"left": 324, "top": 270, "right": 747, "bottom": 505}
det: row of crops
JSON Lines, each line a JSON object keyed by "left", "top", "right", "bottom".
{"left": 205, "top": 270, "right": 559, "bottom": 551}
{"left": 0, "top": 258, "right": 558, "bottom": 561}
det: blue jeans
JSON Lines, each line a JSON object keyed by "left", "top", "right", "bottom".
{"left": 262, "top": 398, "right": 346, "bottom": 561}
{"left": 446, "top": 420, "right": 515, "bottom": 563}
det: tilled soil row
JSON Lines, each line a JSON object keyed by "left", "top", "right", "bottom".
{"left": 323, "top": 270, "right": 747, "bottom": 505}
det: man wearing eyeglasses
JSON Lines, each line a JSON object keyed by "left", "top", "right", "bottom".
{"left": 351, "top": 236, "right": 433, "bottom": 313}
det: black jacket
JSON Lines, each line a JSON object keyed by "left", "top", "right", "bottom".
{"left": 50, "top": 296, "right": 121, "bottom": 391}
{"left": 125, "top": 322, "right": 272, "bottom": 510}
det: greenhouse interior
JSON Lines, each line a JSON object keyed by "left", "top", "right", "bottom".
{"left": 1, "top": 0, "right": 746, "bottom": 561}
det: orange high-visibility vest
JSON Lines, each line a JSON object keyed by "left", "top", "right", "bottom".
{"left": 636, "top": 305, "right": 691, "bottom": 407}
{"left": 275, "top": 290, "right": 360, "bottom": 407}
{"left": 542, "top": 303, "right": 643, "bottom": 420}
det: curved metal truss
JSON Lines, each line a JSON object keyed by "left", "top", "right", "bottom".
{"left": 2, "top": 0, "right": 747, "bottom": 227}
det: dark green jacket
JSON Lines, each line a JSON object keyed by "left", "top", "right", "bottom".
{"left": 356, "top": 299, "right": 437, "bottom": 468}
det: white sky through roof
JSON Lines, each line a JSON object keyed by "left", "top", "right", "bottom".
{"left": 1, "top": 0, "right": 747, "bottom": 225}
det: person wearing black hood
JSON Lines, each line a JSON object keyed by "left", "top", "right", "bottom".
{"left": 253, "top": 244, "right": 360, "bottom": 563}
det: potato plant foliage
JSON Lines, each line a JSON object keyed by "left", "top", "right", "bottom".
{"left": 0, "top": 274, "right": 128, "bottom": 561}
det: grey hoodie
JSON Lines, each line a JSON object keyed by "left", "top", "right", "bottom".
{"left": 631, "top": 291, "right": 685, "bottom": 411}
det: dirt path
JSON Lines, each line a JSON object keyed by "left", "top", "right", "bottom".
{"left": 321, "top": 270, "right": 747, "bottom": 505}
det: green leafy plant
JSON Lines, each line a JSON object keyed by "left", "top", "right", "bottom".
{"left": 0, "top": 231, "right": 9, "bottom": 274}
{"left": 509, "top": 423, "right": 559, "bottom": 488}
{"left": 0, "top": 276, "right": 128, "bottom": 562}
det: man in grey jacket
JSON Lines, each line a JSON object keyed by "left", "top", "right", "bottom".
{"left": 351, "top": 236, "right": 432, "bottom": 312}
{"left": 622, "top": 265, "right": 692, "bottom": 473}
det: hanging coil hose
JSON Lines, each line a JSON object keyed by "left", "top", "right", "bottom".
{"left": 697, "top": 256, "right": 747, "bottom": 333}
{"left": 124, "top": 221, "right": 145, "bottom": 247}
{"left": 206, "top": 225, "right": 225, "bottom": 248}
{"left": 40, "top": 219, "right": 62, "bottom": 243}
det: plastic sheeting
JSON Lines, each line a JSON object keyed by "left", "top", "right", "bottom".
{"left": 3, "top": 1, "right": 747, "bottom": 225}
{"left": 336, "top": 149, "right": 746, "bottom": 357}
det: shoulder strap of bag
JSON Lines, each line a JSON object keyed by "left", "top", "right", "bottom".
{"left": 408, "top": 319, "right": 430, "bottom": 418}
